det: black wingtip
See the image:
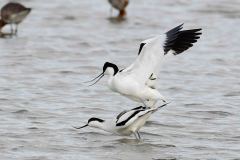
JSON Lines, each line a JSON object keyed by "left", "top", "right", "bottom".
{"left": 165, "top": 23, "right": 184, "bottom": 34}
{"left": 164, "top": 24, "right": 202, "bottom": 55}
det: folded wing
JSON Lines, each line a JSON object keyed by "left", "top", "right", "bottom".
{"left": 116, "top": 107, "right": 155, "bottom": 128}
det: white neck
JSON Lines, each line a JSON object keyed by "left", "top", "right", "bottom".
{"left": 105, "top": 67, "right": 116, "bottom": 76}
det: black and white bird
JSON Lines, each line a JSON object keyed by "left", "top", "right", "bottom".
{"left": 86, "top": 24, "right": 202, "bottom": 107}
{"left": 74, "top": 103, "right": 168, "bottom": 140}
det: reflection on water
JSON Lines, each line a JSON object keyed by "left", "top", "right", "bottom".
{"left": 0, "top": 0, "right": 239, "bottom": 159}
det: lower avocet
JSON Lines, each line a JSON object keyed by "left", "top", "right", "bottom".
{"left": 74, "top": 103, "right": 169, "bottom": 139}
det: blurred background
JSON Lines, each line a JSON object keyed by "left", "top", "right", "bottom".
{"left": 0, "top": 0, "right": 239, "bottom": 159}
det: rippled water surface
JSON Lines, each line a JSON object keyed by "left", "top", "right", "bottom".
{"left": 0, "top": 0, "right": 240, "bottom": 159}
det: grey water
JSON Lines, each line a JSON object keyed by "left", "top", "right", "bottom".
{"left": 0, "top": 0, "right": 239, "bottom": 159}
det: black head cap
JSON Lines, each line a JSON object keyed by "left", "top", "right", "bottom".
{"left": 88, "top": 117, "right": 105, "bottom": 123}
{"left": 103, "top": 62, "right": 119, "bottom": 75}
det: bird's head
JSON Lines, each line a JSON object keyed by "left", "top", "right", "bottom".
{"left": 85, "top": 62, "right": 119, "bottom": 86}
{"left": 103, "top": 62, "right": 118, "bottom": 76}
{"left": 74, "top": 117, "right": 105, "bottom": 129}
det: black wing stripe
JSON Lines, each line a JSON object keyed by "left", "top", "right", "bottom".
{"left": 116, "top": 106, "right": 145, "bottom": 122}
{"left": 164, "top": 24, "right": 202, "bottom": 55}
{"left": 116, "top": 110, "right": 127, "bottom": 121}
{"left": 116, "top": 110, "right": 144, "bottom": 126}
{"left": 131, "top": 106, "right": 146, "bottom": 110}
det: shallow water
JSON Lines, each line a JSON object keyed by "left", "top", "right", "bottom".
{"left": 0, "top": 0, "right": 240, "bottom": 159}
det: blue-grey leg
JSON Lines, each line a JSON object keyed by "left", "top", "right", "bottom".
{"left": 10, "top": 24, "right": 14, "bottom": 35}
{"left": 137, "top": 131, "right": 141, "bottom": 140}
{"left": 14, "top": 24, "right": 18, "bottom": 35}
{"left": 134, "top": 132, "right": 140, "bottom": 140}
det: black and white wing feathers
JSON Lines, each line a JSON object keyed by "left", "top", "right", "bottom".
{"left": 123, "top": 24, "right": 202, "bottom": 86}
{"left": 115, "top": 103, "right": 169, "bottom": 128}
{"left": 164, "top": 24, "right": 202, "bottom": 55}
{"left": 116, "top": 106, "right": 147, "bottom": 121}
{"left": 116, "top": 107, "right": 155, "bottom": 128}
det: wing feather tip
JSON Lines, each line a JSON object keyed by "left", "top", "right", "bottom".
{"left": 164, "top": 24, "right": 202, "bottom": 55}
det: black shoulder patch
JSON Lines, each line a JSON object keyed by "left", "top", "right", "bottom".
{"left": 138, "top": 43, "right": 146, "bottom": 55}
{"left": 164, "top": 24, "right": 202, "bottom": 55}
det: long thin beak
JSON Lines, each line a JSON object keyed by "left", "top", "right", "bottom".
{"left": 73, "top": 124, "right": 88, "bottom": 129}
{"left": 83, "top": 72, "right": 104, "bottom": 83}
{"left": 87, "top": 73, "right": 104, "bottom": 86}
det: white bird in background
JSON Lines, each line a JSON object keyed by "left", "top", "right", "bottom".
{"left": 74, "top": 103, "right": 169, "bottom": 140}
{"left": 86, "top": 24, "right": 202, "bottom": 107}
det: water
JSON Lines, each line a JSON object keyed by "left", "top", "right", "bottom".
{"left": 0, "top": 0, "right": 240, "bottom": 159}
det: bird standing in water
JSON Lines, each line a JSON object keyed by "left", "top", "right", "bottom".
{"left": 108, "top": 0, "right": 129, "bottom": 18}
{"left": 74, "top": 103, "right": 169, "bottom": 140}
{"left": 0, "top": 2, "right": 31, "bottom": 35}
{"left": 86, "top": 24, "right": 202, "bottom": 108}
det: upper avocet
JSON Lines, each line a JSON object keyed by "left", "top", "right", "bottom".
{"left": 74, "top": 103, "right": 169, "bottom": 140}
{"left": 86, "top": 24, "right": 202, "bottom": 107}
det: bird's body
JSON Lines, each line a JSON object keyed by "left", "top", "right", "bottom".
{"left": 0, "top": 2, "right": 31, "bottom": 35}
{"left": 74, "top": 104, "right": 168, "bottom": 139}
{"left": 107, "top": 73, "right": 163, "bottom": 106}
{"left": 87, "top": 24, "right": 202, "bottom": 107}
{"left": 108, "top": 0, "right": 129, "bottom": 18}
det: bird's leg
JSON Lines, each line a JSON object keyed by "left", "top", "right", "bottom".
{"left": 14, "top": 24, "right": 18, "bottom": 35}
{"left": 10, "top": 24, "right": 14, "bottom": 35}
{"left": 141, "top": 100, "right": 148, "bottom": 108}
{"left": 134, "top": 132, "right": 140, "bottom": 140}
{"left": 137, "top": 131, "right": 141, "bottom": 140}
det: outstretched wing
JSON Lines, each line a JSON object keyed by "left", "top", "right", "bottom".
{"left": 122, "top": 24, "right": 202, "bottom": 86}
{"left": 164, "top": 24, "right": 202, "bottom": 55}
